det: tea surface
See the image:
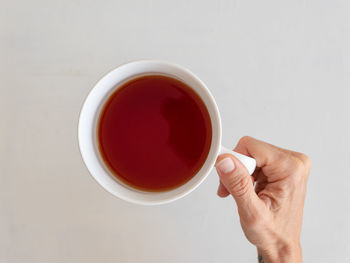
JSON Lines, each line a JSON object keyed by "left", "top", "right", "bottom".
{"left": 98, "top": 75, "right": 212, "bottom": 191}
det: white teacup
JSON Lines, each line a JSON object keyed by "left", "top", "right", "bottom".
{"left": 78, "top": 60, "right": 256, "bottom": 205}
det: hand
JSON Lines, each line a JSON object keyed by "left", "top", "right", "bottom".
{"left": 215, "top": 137, "right": 311, "bottom": 263}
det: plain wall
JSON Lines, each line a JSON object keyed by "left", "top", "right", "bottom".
{"left": 1, "top": 0, "right": 349, "bottom": 262}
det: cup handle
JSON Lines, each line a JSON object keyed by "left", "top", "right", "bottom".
{"left": 219, "top": 146, "right": 256, "bottom": 175}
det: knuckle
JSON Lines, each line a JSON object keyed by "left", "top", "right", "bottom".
{"left": 296, "top": 152, "right": 312, "bottom": 170}
{"left": 291, "top": 158, "right": 305, "bottom": 176}
{"left": 238, "top": 136, "right": 254, "bottom": 146}
{"left": 278, "top": 151, "right": 311, "bottom": 179}
{"left": 293, "top": 152, "right": 311, "bottom": 171}
{"left": 289, "top": 157, "right": 310, "bottom": 182}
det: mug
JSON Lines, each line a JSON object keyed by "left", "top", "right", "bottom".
{"left": 78, "top": 60, "right": 256, "bottom": 205}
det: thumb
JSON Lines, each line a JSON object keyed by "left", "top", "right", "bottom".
{"left": 215, "top": 154, "right": 263, "bottom": 221}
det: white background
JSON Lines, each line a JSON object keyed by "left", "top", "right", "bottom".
{"left": 1, "top": 0, "right": 350, "bottom": 262}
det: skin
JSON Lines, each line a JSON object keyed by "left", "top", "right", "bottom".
{"left": 215, "top": 136, "right": 311, "bottom": 263}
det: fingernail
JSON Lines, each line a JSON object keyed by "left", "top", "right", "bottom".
{"left": 216, "top": 158, "right": 235, "bottom": 174}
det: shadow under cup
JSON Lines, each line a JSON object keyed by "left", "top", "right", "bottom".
{"left": 78, "top": 61, "right": 222, "bottom": 205}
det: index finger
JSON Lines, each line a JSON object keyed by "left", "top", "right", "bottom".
{"left": 233, "top": 136, "right": 288, "bottom": 168}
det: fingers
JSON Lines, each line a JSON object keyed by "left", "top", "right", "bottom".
{"left": 216, "top": 137, "right": 310, "bottom": 253}
{"left": 233, "top": 136, "right": 307, "bottom": 182}
{"left": 233, "top": 136, "right": 288, "bottom": 168}
{"left": 215, "top": 154, "right": 264, "bottom": 221}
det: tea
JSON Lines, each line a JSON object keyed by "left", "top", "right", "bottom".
{"left": 98, "top": 75, "right": 212, "bottom": 192}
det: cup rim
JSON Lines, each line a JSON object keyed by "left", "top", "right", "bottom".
{"left": 78, "top": 60, "right": 222, "bottom": 205}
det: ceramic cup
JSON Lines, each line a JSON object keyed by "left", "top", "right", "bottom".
{"left": 78, "top": 60, "right": 256, "bottom": 205}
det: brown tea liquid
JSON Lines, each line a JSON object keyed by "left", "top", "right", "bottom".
{"left": 98, "top": 75, "right": 212, "bottom": 192}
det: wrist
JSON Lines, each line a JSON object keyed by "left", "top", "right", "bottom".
{"left": 257, "top": 241, "right": 302, "bottom": 263}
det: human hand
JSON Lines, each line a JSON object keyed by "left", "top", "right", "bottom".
{"left": 215, "top": 137, "right": 311, "bottom": 263}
